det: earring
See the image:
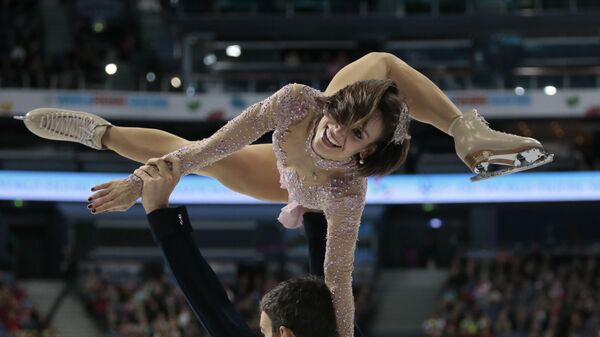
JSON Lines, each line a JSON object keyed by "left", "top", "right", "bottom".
{"left": 359, "top": 158, "right": 365, "bottom": 165}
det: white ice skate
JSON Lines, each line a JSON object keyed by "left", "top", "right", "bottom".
{"left": 15, "top": 108, "right": 111, "bottom": 150}
{"left": 450, "top": 109, "right": 554, "bottom": 182}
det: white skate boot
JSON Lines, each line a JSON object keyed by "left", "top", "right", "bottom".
{"left": 15, "top": 108, "right": 111, "bottom": 150}
{"left": 450, "top": 109, "right": 554, "bottom": 182}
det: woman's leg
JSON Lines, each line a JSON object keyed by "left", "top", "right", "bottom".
{"left": 102, "top": 126, "right": 288, "bottom": 202}
{"left": 325, "top": 52, "right": 552, "bottom": 179}
{"left": 303, "top": 212, "right": 327, "bottom": 278}
{"left": 22, "top": 108, "right": 287, "bottom": 201}
{"left": 324, "top": 52, "right": 461, "bottom": 133}
{"left": 102, "top": 126, "right": 191, "bottom": 163}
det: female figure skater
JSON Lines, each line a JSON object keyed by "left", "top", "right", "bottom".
{"left": 20, "top": 52, "right": 552, "bottom": 337}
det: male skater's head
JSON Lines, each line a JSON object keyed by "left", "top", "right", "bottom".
{"left": 259, "top": 276, "right": 338, "bottom": 337}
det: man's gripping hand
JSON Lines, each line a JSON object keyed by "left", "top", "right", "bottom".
{"left": 134, "top": 156, "right": 183, "bottom": 214}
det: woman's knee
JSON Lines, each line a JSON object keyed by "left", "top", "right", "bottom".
{"left": 364, "top": 52, "right": 392, "bottom": 62}
{"left": 364, "top": 52, "right": 405, "bottom": 69}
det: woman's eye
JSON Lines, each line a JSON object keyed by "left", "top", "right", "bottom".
{"left": 353, "top": 129, "right": 363, "bottom": 139}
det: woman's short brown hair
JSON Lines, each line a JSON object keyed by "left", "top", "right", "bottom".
{"left": 319, "top": 79, "right": 411, "bottom": 177}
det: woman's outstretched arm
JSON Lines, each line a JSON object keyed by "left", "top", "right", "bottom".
{"left": 89, "top": 85, "right": 304, "bottom": 213}
{"left": 321, "top": 188, "right": 367, "bottom": 337}
{"left": 325, "top": 52, "right": 462, "bottom": 134}
{"left": 166, "top": 83, "right": 310, "bottom": 176}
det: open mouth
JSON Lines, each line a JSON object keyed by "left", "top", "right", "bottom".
{"left": 322, "top": 125, "right": 341, "bottom": 148}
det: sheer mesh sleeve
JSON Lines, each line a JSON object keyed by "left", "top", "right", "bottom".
{"left": 125, "top": 84, "right": 304, "bottom": 193}
{"left": 322, "top": 189, "right": 367, "bottom": 337}
{"left": 172, "top": 84, "right": 301, "bottom": 175}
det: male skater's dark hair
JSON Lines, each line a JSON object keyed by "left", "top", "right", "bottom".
{"left": 260, "top": 276, "right": 339, "bottom": 337}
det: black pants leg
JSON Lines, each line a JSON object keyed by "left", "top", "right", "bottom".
{"left": 302, "top": 212, "right": 366, "bottom": 337}
{"left": 303, "top": 212, "right": 328, "bottom": 278}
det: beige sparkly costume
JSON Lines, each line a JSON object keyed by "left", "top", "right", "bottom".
{"left": 167, "top": 83, "right": 366, "bottom": 337}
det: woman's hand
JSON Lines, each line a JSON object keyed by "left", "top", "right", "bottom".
{"left": 87, "top": 176, "right": 142, "bottom": 214}
{"left": 87, "top": 156, "right": 182, "bottom": 214}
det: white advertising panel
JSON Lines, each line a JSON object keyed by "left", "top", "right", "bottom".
{"left": 1, "top": 171, "right": 598, "bottom": 205}
{"left": 1, "top": 88, "right": 599, "bottom": 120}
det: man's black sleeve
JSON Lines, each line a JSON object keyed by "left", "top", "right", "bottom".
{"left": 147, "top": 206, "right": 259, "bottom": 337}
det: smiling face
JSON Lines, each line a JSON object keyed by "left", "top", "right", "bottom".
{"left": 311, "top": 111, "right": 384, "bottom": 162}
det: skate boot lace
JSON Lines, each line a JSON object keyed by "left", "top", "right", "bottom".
{"left": 40, "top": 112, "right": 96, "bottom": 145}
{"left": 472, "top": 110, "right": 511, "bottom": 136}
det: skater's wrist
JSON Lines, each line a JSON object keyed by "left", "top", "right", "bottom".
{"left": 126, "top": 174, "right": 143, "bottom": 190}
{"left": 143, "top": 201, "right": 169, "bottom": 214}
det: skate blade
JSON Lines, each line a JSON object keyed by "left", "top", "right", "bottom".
{"left": 470, "top": 149, "right": 554, "bottom": 182}
{"left": 13, "top": 115, "right": 25, "bottom": 120}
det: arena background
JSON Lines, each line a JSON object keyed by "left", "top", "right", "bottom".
{"left": 1, "top": 1, "right": 600, "bottom": 337}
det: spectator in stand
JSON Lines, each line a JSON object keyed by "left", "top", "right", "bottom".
{"left": 425, "top": 247, "right": 600, "bottom": 337}
{"left": 0, "top": 0, "right": 44, "bottom": 88}
{"left": 81, "top": 269, "right": 202, "bottom": 337}
{"left": 0, "top": 271, "right": 55, "bottom": 337}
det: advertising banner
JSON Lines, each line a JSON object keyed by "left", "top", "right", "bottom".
{"left": 1, "top": 170, "right": 599, "bottom": 205}
{"left": 1, "top": 88, "right": 599, "bottom": 121}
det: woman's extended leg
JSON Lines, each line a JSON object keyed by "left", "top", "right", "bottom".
{"left": 324, "top": 52, "right": 461, "bottom": 133}
{"left": 101, "top": 126, "right": 190, "bottom": 164}
{"left": 20, "top": 108, "right": 287, "bottom": 202}
{"left": 325, "top": 52, "right": 553, "bottom": 180}
{"left": 102, "top": 126, "right": 288, "bottom": 202}
{"left": 303, "top": 212, "right": 327, "bottom": 277}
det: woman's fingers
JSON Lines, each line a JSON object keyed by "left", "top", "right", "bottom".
{"left": 91, "top": 194, "right": 136, "bottom": 214}
{"left": 88, "top": 188, "right": 111, "bottom": 202}
{"left": 88, "top": 193, "right": 116, "bottom": 211}
{"left": 87, "top": 178, "right": 142, "bottom": 214}
{"left": 91, "top": 181, "right": 112, "bottom": 192}
{"left": 92, "top": 200, "right": 116, "bottom": 214}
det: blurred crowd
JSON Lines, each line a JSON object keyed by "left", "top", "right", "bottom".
{"left": 81, "top": 263, "right": 375, "bottom": 337}
{"left": 0, "top": 0, "right": 142, "bottom": 90}
{"left": 0, "top": 0, "right": 46, "bottom": 88}
{"left": 424, "top": 246, "right": 600, "bottom": 337}
{"left": 0, "top": 271, "right": 54, "bottom": 337}
{"left": 81, "top": 266, "right": 201, "bottom": 337}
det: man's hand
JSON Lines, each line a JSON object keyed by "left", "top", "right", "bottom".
{"left": 134, "top": 156, "right": 182, "bottom": 214}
